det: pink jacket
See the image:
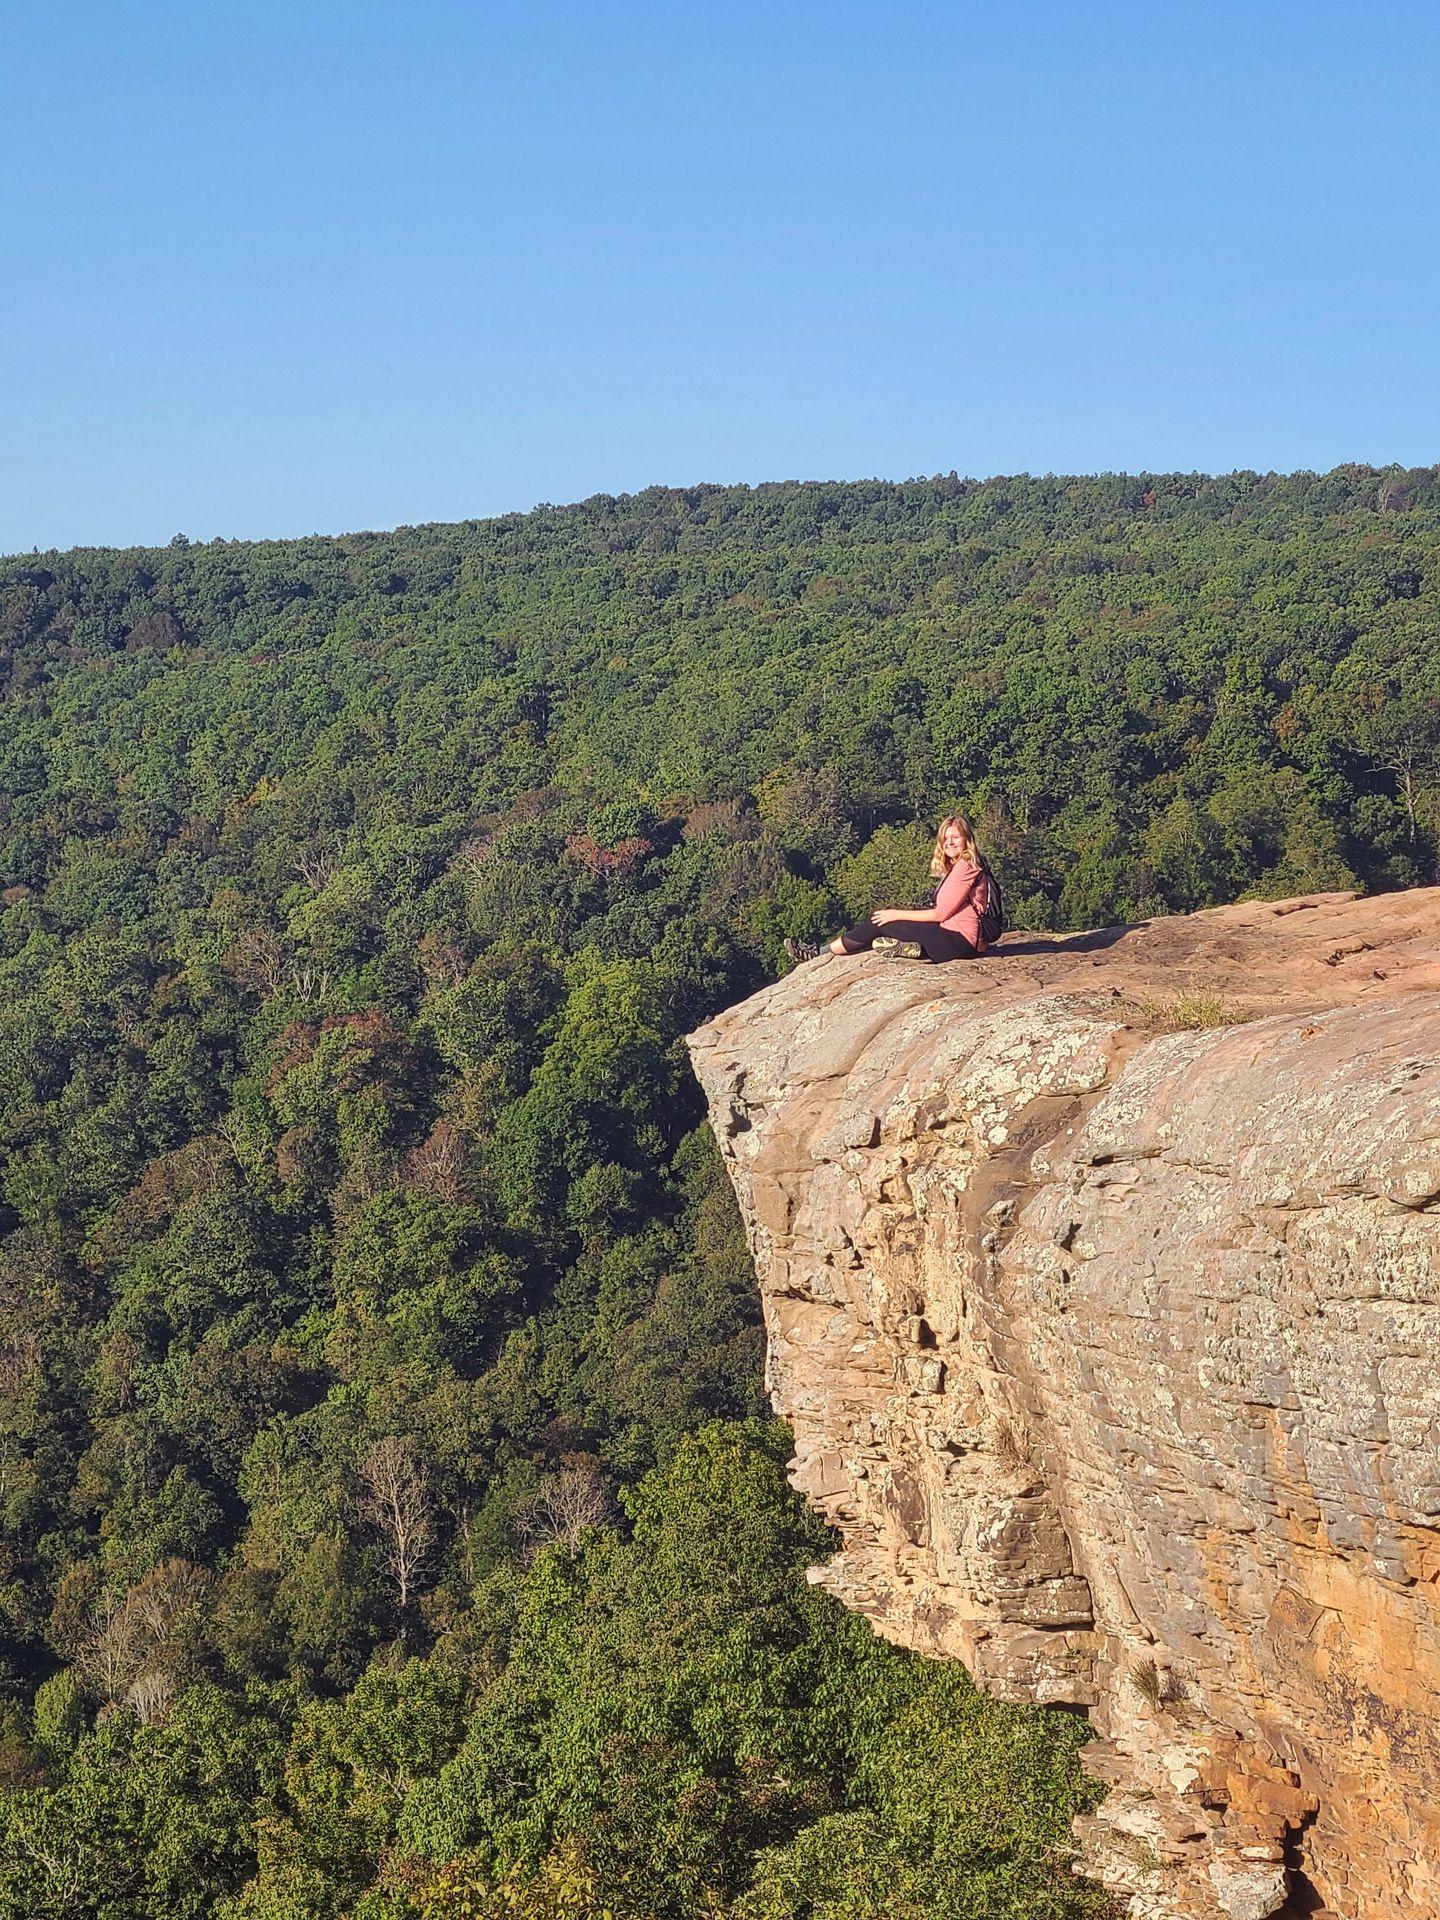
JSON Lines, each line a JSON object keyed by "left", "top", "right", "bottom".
{"left": 935, "top": 860, "right": 989, "bottom": 952}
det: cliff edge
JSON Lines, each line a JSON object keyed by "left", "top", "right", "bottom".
{"left": 687, "top": 888, "right": 1440, "bottom": 1920}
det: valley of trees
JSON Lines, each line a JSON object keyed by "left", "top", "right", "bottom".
{"left": 0, "top": 465, "right": 1436, "bottom": 1916}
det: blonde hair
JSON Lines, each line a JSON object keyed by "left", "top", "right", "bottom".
{"left": 929, "top": 813, "right": 979, "bottom": 879}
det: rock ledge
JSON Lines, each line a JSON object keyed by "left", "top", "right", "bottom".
{"left": 688, "top": 889, "right": 1440, "bottom": 1920}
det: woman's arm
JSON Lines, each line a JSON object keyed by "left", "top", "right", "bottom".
{"left": 874, "top": 905, "right": 942, "bottom": 925}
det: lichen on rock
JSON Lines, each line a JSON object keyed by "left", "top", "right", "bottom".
{"left": 688, "top": 887, "right": 1440, "bottom": 1920}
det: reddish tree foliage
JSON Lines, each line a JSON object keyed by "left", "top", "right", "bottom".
{"left": 564, "top": 833, "right": 653, "bottom": 879}
{"left": 265, "top": 1009, "right": 417, "bottom": 1098}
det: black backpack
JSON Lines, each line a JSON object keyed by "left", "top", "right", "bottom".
{"left": 976, "top": 859, "right": 1006, "bottom": 946}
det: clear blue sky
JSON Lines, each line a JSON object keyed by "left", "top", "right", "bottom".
{"left": 5, "top": 1, "right": 1438, "bottom": 553}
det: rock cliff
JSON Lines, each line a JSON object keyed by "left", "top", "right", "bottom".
{"left": 688, "top": 889, "right": 1440, "bottom": 1920}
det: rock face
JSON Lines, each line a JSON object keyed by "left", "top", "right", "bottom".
{"left": 688, "top": 890, "right": 1440, "bottom": 1920}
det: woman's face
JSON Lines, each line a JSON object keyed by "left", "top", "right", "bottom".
{"left": 941, "top": 823, "right": 967, "bottom": 860}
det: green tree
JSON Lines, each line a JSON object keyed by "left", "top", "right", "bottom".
{"left": 831, "top": 825, "right": 935, "bottom": 924}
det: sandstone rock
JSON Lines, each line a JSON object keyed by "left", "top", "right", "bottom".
{"left": 688, "top": 888, "right": 1440, "bottom": 1920}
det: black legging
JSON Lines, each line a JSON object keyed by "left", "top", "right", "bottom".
{"left": 839, "top": 915, "right": 977, "bottom": 963}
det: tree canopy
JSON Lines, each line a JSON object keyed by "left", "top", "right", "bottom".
{"left": 1, "top": 465, "right": 1437, "bottom": 1915}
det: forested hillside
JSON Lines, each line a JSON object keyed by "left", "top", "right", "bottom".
{"left": 0, "top": 467, "right": 1436, "bottom": 1917}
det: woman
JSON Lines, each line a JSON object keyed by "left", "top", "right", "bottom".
{"left": 787, "top": 814, "right": 992, "bottom": 964}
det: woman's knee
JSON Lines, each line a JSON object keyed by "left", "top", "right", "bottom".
{"left": 839, "top": 919, "right": 878, "bottom": 953}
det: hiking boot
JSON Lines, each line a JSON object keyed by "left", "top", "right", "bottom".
{"left": 783, "top": 937, "right": 825, "bottom": 963}
{"left": 873, "top": 936, "right": 924, "bottom": 959}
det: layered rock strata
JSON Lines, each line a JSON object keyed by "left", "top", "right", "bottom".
{"left": 688, "top": 889, "right": 1440, "bottom": 1920}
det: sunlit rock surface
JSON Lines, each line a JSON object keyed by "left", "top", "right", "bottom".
{"left": 688, "top": 888, "right": 1440, "bottom": 1920}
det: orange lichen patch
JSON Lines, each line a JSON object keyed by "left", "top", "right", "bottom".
{"left": 1286, "top": 1547, "right": 1440, "bottom": 1701}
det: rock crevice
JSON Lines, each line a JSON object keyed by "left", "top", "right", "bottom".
{"left": 688, "top": 889, "right": 1440, "bottom": 1920}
